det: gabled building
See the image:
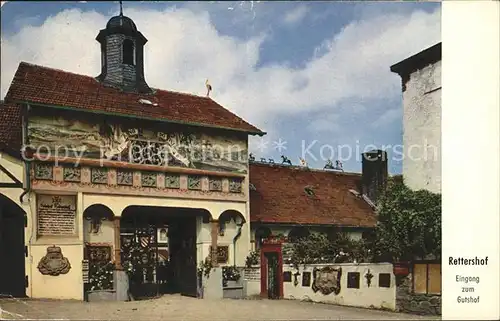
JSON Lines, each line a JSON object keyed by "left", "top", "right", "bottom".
{"left": 248, "top": 150, "right": 387, "bottom": 249}
{"left": 0, "top": 11, "right": 263, "bottom": 300}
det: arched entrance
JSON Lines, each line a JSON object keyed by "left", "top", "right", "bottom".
{"left": 82, "top": 204, "right": 115, "bottom": 299}
{"left": 0, "top": 193, "right": 26, "bottom": 297}
{"left": 120, "top": 206, "right": 210, "bottom": 299}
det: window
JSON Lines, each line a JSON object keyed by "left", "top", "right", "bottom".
{"left": 283, "top": 271, "right": 292, "bottom": 282}
{"left": 413, "top": 262, "right": 441, "bottom": 295}
{"left": 302, "top": 272, "right": 311, "bottom": 287}
{"left": 347, "top": 272, "right": 360, "bottom": 289}
{"left": 378, "top": 273, "right": 391, "bottom": 288}
{"left": 122, "top": 39, "right": 135, "bottom": 65}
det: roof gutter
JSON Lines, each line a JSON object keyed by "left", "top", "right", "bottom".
{"left": 9, "top": 100, "right": 267, "bottom": 137}
{"left": 251, "top": 222, "right": 376, "bottom": 229}
{"left": 20, "top": 103, "right": 31, "bottom": 204}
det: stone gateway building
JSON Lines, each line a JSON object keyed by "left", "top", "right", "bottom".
{"left": 0, "top": 11, "right": 384, "bottom": 303}
{"left": 0, "top": 12, "right": 264, "bottom": 300}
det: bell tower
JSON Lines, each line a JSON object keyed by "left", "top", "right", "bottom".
{"left": 96, "top": 3, "right": 152, "bottom": 93}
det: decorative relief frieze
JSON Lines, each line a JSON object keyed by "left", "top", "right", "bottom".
{"left": 141, "top": 172, "right": 157, "bottom": 187}
{"left": 228, "top": 178, "right": 243, "bottom": 193}
{"left": 63, "top": 166, "right": 81, "bottom": 182}
{"left": 116, "top": 170, "right": 134, "bottom": 186}
{"left": 34, "top": 163, "right": 53, "bottom": 180}
{"left": 91, "top": 168, "right": 108, "bottom": 184}
{"left": 209, "top": 178, "right": 223, "bottom": 191}
{"left": 37, "top": 246, "right": 71, "bottom": 276}
{"left": 188, "top": 175, "right": 202, "bottom": 190}
{"left": 209, "top": 245, "right": 229, "bottom": 264}
{"left": 165, "top": 174, "right": 180, "bottom": 189}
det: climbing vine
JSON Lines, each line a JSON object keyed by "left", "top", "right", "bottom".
{"left": 371, "top": 177, "right": 441, "bottom": 262}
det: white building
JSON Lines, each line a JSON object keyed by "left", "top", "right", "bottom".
{"left": 391, "top": 43, "right": 441, "bottom": 193}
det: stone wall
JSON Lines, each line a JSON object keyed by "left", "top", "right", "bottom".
{"left": 283, "top": 263, "right": 396, "bottom": 310}
{"left": 396, "top": 274, "right": 441, "bottom": 315}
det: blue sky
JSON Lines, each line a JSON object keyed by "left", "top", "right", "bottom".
{"left": 0, "top": 1, "right": 441, "bottom": 174}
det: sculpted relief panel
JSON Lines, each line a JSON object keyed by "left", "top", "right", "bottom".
{"left": 27, "top": 112, "right": 248, "bottom": 173}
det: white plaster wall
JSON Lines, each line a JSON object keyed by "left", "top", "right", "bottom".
{"left": 84, "top": 219, "right": 115, "bottom": 252}
{"left": 196, "top": 217, "right": 212, "bottom": 265}
{"left": 28, "top": 192, "right": 85, "bottom": 300}
{"left": 283, "top": 263, "right": 396, "bottom": 310}
{"left": 403, "top": 60, "right": 442, "bottom": 193}
{"left": 243, "top": 266, "right": 261, "bottom": 297}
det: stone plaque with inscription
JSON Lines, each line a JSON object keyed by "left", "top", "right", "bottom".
{"left": 37, "top": 195, "right": 77, "bottom": 236}
{"left": 244, "top": 267, "right": 261, "bottom": 281}
{"left": 82, "top": 260, "right": 89, "bottom": 283}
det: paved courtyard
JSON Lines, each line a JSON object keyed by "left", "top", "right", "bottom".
{"left": 0, "top": 295, "right": 439, "bottom": 320}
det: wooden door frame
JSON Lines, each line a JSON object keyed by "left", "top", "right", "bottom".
{"left": 260, "top": 240, "right": 283, "bottom": 299}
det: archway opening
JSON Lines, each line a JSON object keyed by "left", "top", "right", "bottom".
{"left": 122, "top": 39, "right": 135, "bottom": 65}
{"left": 0, "top": 193, "right": 26, "bottom": 297}
{"left": 218, "top": 210, "right": 245, "bottom": 237}
{"left": 120, "top": 206, "right": 211, "bottom": 299}
{"left": 82, "top": 204, "right": 115, "bottom": 296}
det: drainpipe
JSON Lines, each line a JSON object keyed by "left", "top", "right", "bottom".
{"left": 20, "top": 104, "right": 31, "bottom": 204}
{"left": 233, "top": 222, "right": 244, "bottom": 266}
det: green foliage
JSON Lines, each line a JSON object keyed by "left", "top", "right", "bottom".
{"left": 197, "top": 256, "right": 214, "bottom": 278}
{"left": 88, "top": 261, "right": 114, "bottom": 291}
{"left": 245, "top": 250, "right": 260, "bottom": 268}
{"left": 286, "top": 232, "right": 371, "bottom": 269}
{"left": 372, "top": 178, "right": 441, "bottom": 262}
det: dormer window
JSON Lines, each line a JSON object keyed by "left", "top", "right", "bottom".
{"left": 122, "top": 39, "right": 135, "bottom": 65}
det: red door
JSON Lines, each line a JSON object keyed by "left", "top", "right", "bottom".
{"left": 260, "top": 240, "right": 283, "bottom": 299}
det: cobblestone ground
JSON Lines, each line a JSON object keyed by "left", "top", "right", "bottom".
{"left": 0, "top": 295, "right": 440, "bottom": 320}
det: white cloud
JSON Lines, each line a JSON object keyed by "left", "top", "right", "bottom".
{"left": 372, "top": 108, "right": 402, "bottom": 129}
{"left": 283, "top": 5, "right": 309, "bottom": 25}
{"left": 1, "top": 5, "right": 440, "bottom": 147}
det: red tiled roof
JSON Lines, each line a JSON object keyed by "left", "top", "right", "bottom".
{"left": 4, "top": 62, "right": 264, "bottom": 135}
{"left": 0, "top": 102, "right": 22, "bottom": 154}
{"left": 249, "top": 162, "right": 377, "bottom": 228}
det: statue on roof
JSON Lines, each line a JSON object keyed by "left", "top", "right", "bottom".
{"left": 281, "top": 155, "right": 292, "bottom": 166}
{"left": 324, "top": 159, "right": 334, "bottom": 170}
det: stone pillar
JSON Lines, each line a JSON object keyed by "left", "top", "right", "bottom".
{"left": 113, "top": 217, "right": 122, "bottom": 270}
{"left": 210, "top": 220, "right": 219, "bottom": 266}
{"left": 113, "top": 216, "right": 129, "bottom": 301}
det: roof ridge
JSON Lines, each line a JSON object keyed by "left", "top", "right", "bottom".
{"left": 19, "top": 61, "right": 97, "bottom": 79}
{"left": 249, "top": 161, "right": 361, "bottom": 176}
{"left": 18, "top": 61, "right": 218, "bottom": 101}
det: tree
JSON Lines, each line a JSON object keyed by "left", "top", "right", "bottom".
{"left": 371, "top": 177, "right": 441, "bottom": 262}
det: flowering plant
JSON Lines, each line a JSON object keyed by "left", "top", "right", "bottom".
{"left": 245, "top": 250, "right": 260, "bottom": 267}
{"left": 222, "top": 265, "right": 241, "bottom": 286}
{"left": 88, "top": 261, "right": 115, "bottom": 291}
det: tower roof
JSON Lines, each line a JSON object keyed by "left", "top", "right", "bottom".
{"left": 106, "top": 15, "right": 137, "bottom": 31}
{"left": 96, "top": 14, "right": 147, "bottom": 44}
